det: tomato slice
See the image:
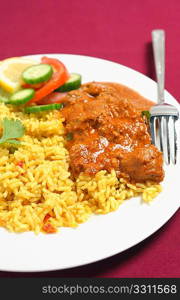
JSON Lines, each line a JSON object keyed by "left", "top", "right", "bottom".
{"left": 43, "top": 213, "right": 51, "bottom": 223}
{"left": 38, "top": 92, "right": 67, "bottom": 105}
{"left": 29, "top": 56, "right": 69, "bottom": 104}
{"left": 22, "top": 82, "right": 46, "bottom": 90}
{"left": 42, "top": 223, "right": 57, "bottom": 234}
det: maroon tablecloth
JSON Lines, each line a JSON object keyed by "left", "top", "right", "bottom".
{"left": 0, "top": 0, "right": 179, "bottom": 278}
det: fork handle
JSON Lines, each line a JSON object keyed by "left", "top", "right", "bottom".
{"left": 152, "top": 30, "right": 165, "bottom": 104}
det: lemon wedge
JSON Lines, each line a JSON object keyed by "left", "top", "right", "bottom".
{"left": 0, "top": 87, "right": 11, "bottom": 104}
{"left": 0, "top": 57, "right": 38, "bottom": 93}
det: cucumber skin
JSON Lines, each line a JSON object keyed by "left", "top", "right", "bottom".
{"left": 9, "top": 89, "right": 35, "bottom": 105}
{"left": 56, "top": 73, "right": 81, "bottom": 92}
{"left": 22, "top": 64, "right": 53, "bottom": 84}
{"left": 24, "top": 103, "right": 63, "bottom": 113}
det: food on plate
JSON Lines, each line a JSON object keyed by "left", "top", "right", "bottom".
{"left": 0, "top": 57, "right": 38, "bottom": 93}
{"left": 22, "top": 63, "right": 53, "bottom": 84}
{"left": 9, "top": 88, "right": 35, "bottom": 105}
{"left": 55, "top": 73, "right": 82, "bottom": 92}
{"left": 28, "top": 56, "right": 69, "bottom": 104}
{"left": 62, "top": 82, "right": 164, "bottom": 183}
{"left": 0, "top": 118, "right": 25, "bottom": 145}
{"left": 0, "top": 56, "right": 163, "bottom": 234}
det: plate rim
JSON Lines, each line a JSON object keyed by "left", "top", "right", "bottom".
{"left": 25, "top": 52, "right": 180, "bottom": 107}
{"left": 0, "top": 53, "right": 179, "bottom": 272}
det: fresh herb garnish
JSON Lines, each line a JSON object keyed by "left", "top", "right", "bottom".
{"left": 141, "top": 110, "right": 151, "bottom": 120}
{"left": 66, "top": 132, "right": 73, "bottom": 141}
{"left": 0, "top": 118, "right": 25, "bottom": 145}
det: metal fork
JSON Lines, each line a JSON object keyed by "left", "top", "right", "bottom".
{"left": 150, "top": 29, "right": 179, "bottom": 164}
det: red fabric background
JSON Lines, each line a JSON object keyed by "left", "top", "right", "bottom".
{"left": 0, "top": 0, "right": 179, "bottom": 278}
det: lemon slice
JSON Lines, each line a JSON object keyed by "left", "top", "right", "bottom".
{"left": 0, "top": 87, "right": 11, "bottom": 103}
{"left": 0, "top": 57, "right": 38, "bottom": 93}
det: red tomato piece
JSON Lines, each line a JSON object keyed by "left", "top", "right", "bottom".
{"left": 42, "top": 223, "right": 57, "bottom": 234}
{"left": 29, "top": 56, "right": 69, "bottom": 104}
{"left": 38, "top": 92, "right": 67, "bottom": 105}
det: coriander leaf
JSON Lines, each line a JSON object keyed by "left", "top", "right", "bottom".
{"left": 141, "top": 110, "right": 151, "bottom": 120}
{"left": 0, "top": 118, "right": 25, "bottom": 145}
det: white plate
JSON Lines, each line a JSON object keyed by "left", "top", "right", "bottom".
{"left": 0, "top": 54, "right": 179, "bottom": 272}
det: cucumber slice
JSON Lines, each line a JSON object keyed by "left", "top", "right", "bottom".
{"left": 9, "top": 89, "right": 35, "bottom": 105}
{"left": 24, "top": 103, "right": 63, "bottom": 113}
{"left": 22, "top": 64, "right": 53, "bottom": 84}
{"left": 56, "top": 73, "right": 81, "bottom": 92}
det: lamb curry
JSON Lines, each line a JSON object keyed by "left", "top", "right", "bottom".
{"left": 61, "top": 82, "right": 164, "bottom": 183}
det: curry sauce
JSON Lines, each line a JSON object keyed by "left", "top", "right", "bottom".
{"left": 61, "top": 82, "right": 164, "bottom": 183}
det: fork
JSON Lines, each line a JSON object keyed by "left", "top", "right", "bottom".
{"left": 150, "top": 29, "right": 179, "bottom": 164}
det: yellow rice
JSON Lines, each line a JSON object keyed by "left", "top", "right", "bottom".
{"left": 0, "top": 103, "right": 162, "bottom": 234}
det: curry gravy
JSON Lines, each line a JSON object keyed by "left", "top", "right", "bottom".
{"left": 61, "top": 82, "right": 164, "bottom": 183}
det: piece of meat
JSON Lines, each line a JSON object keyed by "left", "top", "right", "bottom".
{"left": 61, "top": 82, "right": 164, "bottom": 183}
{"left": 120, "top": 145, "right": 164, "bottom": 183}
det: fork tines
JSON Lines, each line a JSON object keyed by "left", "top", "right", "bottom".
{"left": 150, "top": 113, "right": 179, "bottom": 165}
